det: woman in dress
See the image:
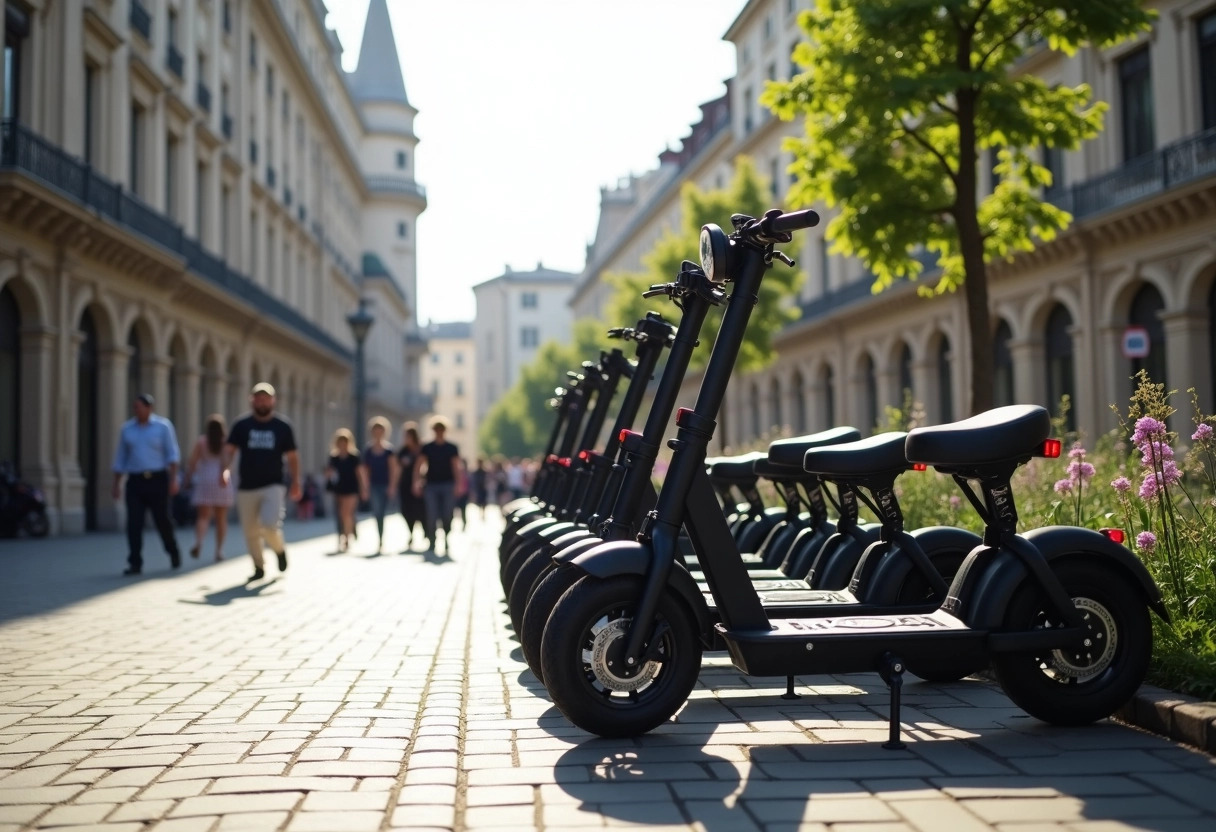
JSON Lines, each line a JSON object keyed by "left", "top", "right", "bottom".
{"left": 362, "top": 416, "right": 400, "bottom": 554}
{"left": 185, "top": 414, "right": 235, "bottom": 560}
{"left": 326, "top": 428, "right": 367, "bottom": 553}
{"left": 396, "top": 422, "right": 427, "bottom": 551}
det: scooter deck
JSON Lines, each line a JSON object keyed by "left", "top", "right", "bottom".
{"left": 717, "top": 610, "right": 988, "bottom": 676}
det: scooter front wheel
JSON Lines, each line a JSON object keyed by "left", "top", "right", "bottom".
{"left": 540, "top": 575, "right": 701, "bottom": 738}
{"left": 992, "top": 560, "right": 1151, "bottom": 725}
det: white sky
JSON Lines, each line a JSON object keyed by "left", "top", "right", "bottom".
{"left": 326, "top": 0, "right": 745, "bottom": 324}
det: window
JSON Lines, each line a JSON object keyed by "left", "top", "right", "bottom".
{"left": 130, "top": 105, "right": 144, "bottom": 195}
{"left": 769, "top": 157, "right": 779, "bottom": 199}
{"left": 267, "top": 65, "right": 275, "bottom": 98}
{"left": 989, "top": 147, "right": 1002, "bottom": 192}
{"left": 767, "top": 62, "right": 777, "bottom": 83}
{"left": 455, "top": 352, "right": 463, "bottom": 364}
{"left": 397, "top": 221, "right": 408, "bottom": 239}
{"left": 818, "top": 235, "right": 830, "bottom": 289}
{"left": 196, "top": 162, "right": 207, "bottom": 238}
{"left": 455, "top": 412, "right": 464, "bottom": 429}
{"left": 520, "top": 327, "right": 539, "bottom": 347}
{"left": 396, "top": 150, "right": 407, "bottom": 169}
{"left": 763, "top": 16, "right": 773, "bottom": 41}
{"left": 3, "top": 3, "right": 29, "bottom": 121}
{"left": 1044, "top": 304, "right": 1076, "bottom": 432}
{"left": 1201, "top": 13, "right": 1216, "bottom": 130}
{"left": 789, "top": 42, "right": 800, "bottom": 80}
{"left": 520, "top": 292, "right": 538, "bottom": 309}
{"left": 993, "top": 320, "right": 1014, "bottom": 407}
{"left": 430, "top": 352, "right": 439, "bottom": 364}
{"left": 221, "top": 185, "right": 231, "bottom": 257}
{"left": 455, "top": 380, "right": 464, "bottom": 396}
{"left": 84, "top": 65, "right": 97, "bottom": 166}
{"left": 743, "top": 86, "right": 754, "bottom": 132}
{"left": 282, "top": 91, "right": 289, "bottom": 122}
{"left": 788, "top": 0, "right": 797, "bottom": 14}
{"left": 1043, "top": 144, "right": 1064, "bottom": 195}
{"left": 250, "top": 34, "right": 257, "bottom": 69}
{"left": 1119, "top": 47, "right": 1155, "bottom": 161}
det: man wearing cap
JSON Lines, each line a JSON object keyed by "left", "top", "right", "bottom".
{"left": 222, "top": 382, "right": 301, "bottom": 583}
{"left": 112, "top": 394, "right": 183, "bottom": 575}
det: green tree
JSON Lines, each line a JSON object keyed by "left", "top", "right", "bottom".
{"left": 479, "top": 319, "right": 619, "bottom": 459}
{"left": 605, "top": 156, "right": 803, "bottom": 374}
{"left": 764, "top": 0, "right": 1152, "bottom": 415}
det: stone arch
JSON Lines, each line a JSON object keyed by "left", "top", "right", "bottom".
{"left": 1127, "top": 282, "right": 1168, "bottom": 393}
{"left": 1101, "top": 266, "right": 1172, "bottom": 326}
{"left": 70, "top": 290, "right": 120, "bottom": 349}
{"left": 1181, "top": 254, "right": 1216, "bottom": 309}
{"left": 1023, "top": 286, "right": 1083, "bottom": 340}
{"left": 0, "top": 265, "right": 50, "bottom": 327}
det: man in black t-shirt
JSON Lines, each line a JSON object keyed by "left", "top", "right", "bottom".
{"left": 222, "top": 382, "right": 300, "bottom": 582}
{"left": 411, "top": 417, "right": 464, "bottom": 555}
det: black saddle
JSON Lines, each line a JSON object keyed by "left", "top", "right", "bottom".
{"left": 768, "top": 426, "right": 862, "bottom": 468}
{"left": 905, "top": 405, "right": 1051, "bottom": 468}
{"left": 803, "top": 431, "right": 909, "bottom": 477}
{"left": 709, "top": 451, "right": 768, "bottom": 482}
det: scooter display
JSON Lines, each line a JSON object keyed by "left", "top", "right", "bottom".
{"left": 536, "top": 208, "right": 1165, "bottom": 745}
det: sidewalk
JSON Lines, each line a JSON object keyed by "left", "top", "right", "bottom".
{"left": 0, "top": 511, "right": 1213, "bottom": 831}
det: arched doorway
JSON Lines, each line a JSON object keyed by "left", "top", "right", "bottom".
{"left": 936, "top": 335, "right": 953, "bottom": 422}
{"left": 993, "top": 319, "right": 1014, "bottom": 407}
{"left": 0, "top": 286, "right": 20, "bottom": 472}
{"left": 77, "top": 310, "right": 100, "bottom": 530}
{"left": 1129, "top": 284, "right": 1167, "bottom": 393}
{"left": 768, "top": 376, "right": 782, "bottom": 434}
{"left": 860, "top": 353, "right": 878, "bottom": 432}
{"left": 791, "top": 369, "right": 806, "bottom": 433}
{"left": 1045, "top": 304, "right": 1076, "bottom": 432}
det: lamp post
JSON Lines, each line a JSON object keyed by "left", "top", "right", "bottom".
{"left": 346, "top": 298, "right": 374, "bottom": 449}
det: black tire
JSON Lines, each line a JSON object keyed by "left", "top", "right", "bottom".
{"left": 521, "top": 562, "right": 577, "bottom": 683}
{"left": 22, "top": 511, "right": 49, "bottom": 538}
{"left": 501, "top": 538, "right": 541, "bottom": 596}
{"left": 508, "top": 548, "right": 553, "bottom": 633}
{"left": 992, "top": 559, "right": 1151, "bottom": 725}
{"left": 540, "top": 574, "right": 701, "bottom": 738}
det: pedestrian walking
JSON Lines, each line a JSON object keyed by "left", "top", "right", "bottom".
{"left": 455, "top": 458, "right": 470, "bottom": 530}
{"left": 112, "top": 393, "right": 183, "bottom": 575}
{"left": 470, "top": 458, "right": 489, "bottom": 520}
{"left": 184, "top": 414, "right": 234, "bottom": 561}
{"left": 222, "top": 382, "right": 301, "bottom": 583}
{"left": 411, "top": 417, "right": 463, "bottom": 555}
{"left": 297, "top": 474, "right": 318, "bottom": 520}
{"left": 506, "top": 458, "right": 526, "bottom": 500}
{"left": 326, "top": 428, "right": 366, "bottom": 553}
{"left": 362, "top": 417, "right": 399, "bottom": 553}
{"left": 396, "top": 422, "right": 426, "bottom": 551}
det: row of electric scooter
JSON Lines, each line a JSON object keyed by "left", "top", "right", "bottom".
{"left": 496, "top": 209, "right": 1165, "bottom": 747}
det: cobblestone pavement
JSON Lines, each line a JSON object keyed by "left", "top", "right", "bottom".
{"left": 1, "top": 511, "right": 1214, "bottom": 832}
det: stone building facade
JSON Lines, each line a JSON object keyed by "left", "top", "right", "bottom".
{"left": 574, "top": 0, "right": 1216, "bottom": 450}
{"left": 419, "top": 320, "right": 476, "bottom": 461}
{"left": 0, "top": 0, "right": 428, "bottom": 534}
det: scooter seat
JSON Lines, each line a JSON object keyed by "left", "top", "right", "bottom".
{"left": 768, "top": 426, "right": 861, "bottom": 468}
{"left": 803, "top": 432, "right": 909, "bottom": 476}
{"left": 906, "top": 405, "right": 1051, "bottom": 467}
{"left": 753, "top": 457, "right": 807, "bottom": 480}
{"left": 709, "top": 451, "right": 768, "bottom": 482}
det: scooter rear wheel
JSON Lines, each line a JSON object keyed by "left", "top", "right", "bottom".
{"left": 520, "top": 562, "right": 578, "bottom": 683}
{"left": 992, "top": 560, "right": 1151, "bottom": 725}
{"left": 541, "top": 575, "right": 700, "bottom": 738}
{"left": 508, "top": 547, "right": 553, "bottom": 633}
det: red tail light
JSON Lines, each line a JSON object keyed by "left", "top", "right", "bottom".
{"left": 578, "top": 450, "right": 590, "bottom": 461}
{"left": 559, "top": 457, "right": 571, "bottom": 468}
{"left": 912, "top": 463, "right": 927, "bottom": 471}
{"left": 1100, "top": 528, "right": 1126, "bottom": 544}
{"left": 1040, "top": 439, "right": 1062, "bottom": 458}
{"left": 676, "top": 407, "right": 693, "bottom": 426}
{"left": 619, "top": 429, "right": 629, "bottom": 443}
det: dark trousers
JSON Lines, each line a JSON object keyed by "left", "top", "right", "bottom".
{"left": 125, "top": 471, "right": 179, "bottom": 568}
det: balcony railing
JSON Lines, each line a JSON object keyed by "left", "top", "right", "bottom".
{"left": 1046, "top": 127, "right": 1216, "bottom": 220}
{"left": 130, "top": 0, "right": 152, "bottom": 40}
{"left": 196, "top": 82, "right": 211, "bottom": 113}
{"left": 221, "top": 114, "right": 233, "bottom": 139}
{"left": 167, "top": 45, "right": 184, "bottom": 78}
{"left": 0, "top": 120, "right": 350, "bottom": 361}
{"left": 364, "top": 174, "right": 426, "bottom": 201}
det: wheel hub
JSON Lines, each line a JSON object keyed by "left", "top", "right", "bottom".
{"left": 1046, "top": 597, "right": 1117, "bottom": 681}
{"left": 588, "top": 617, "right": 659, "bottom": 693}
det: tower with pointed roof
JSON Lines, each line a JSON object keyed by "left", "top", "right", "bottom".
{"left": 348, "top": 0, "right": 430, "bottom": 412}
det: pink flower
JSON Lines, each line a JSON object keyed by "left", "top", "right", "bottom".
{"left": 948, "top": 495, "right": 961, "bottom": 509}
{"left": 1111, "top": 476, "right": 1131, "bottom": 494}
{"left": 1139, "top": 440, "right": 1174, "bottom": 465}
{"left": 1161, "top": 459, "right": 1181, "bottom": 485}
{"left": 1067, "top": 461, "right": 1096, "bottom": 482}
{"left": 1068, "top": 443, "right": 1087, "bottom": 459}
{"left": 1139, "top": 473, "right": 1161, "bottom": 500}
{"left": 1192, "top": 423, "right": 1213, "bottom": 442}
{"left": 1136, "top": 531, "right": 1157, "bottom": 552}
{"left": 1054, "top": 479, "right": 1074, "bottom": 495}
{"left": 1132, "top": 417, "right": 1167, "bottom": 446}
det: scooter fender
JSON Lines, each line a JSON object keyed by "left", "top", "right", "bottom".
{"left": 854, "top": 525, "right": 982, "bottom": 604}
{"left": 950, "top": 526, "right": 1170, "bottom": 631}
{"left": 569, "top": 540, "right": 715, "bottom": 637}
{"left": 550, "top": 534, "right": 603, "bottom": 564}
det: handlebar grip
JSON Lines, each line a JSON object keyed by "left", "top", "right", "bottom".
{"left": 768, "top": 209, "right": 820, "bottom": 233}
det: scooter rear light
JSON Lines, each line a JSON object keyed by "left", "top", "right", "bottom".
{"left": 546, "top": 454, "right": 558, "bottom": 464}
{"left": 675, "top": 407, "right": 693, "bottom": 426}
{"left": 1100, "top": 527, "right": 1126, "bottom": 545}
{"left": 559, "top": 457, "right": 571, "bottom": 467}
{"left": 911, "top": 463, "right": 927, "bottom": 471}
{"left": 578, "top": 450, "right": 590, "bottom": 462}
{"left": 1039, "top": 439, "right": 1062, "bottom": 458}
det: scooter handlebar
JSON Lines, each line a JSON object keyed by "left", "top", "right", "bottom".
{"left": 764, "top": 208, "right": 820, "bottom": 234}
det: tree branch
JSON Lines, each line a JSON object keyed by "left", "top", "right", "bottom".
{"left": 932, "top": 96, "right": 958, "bottom": 116}
{"left": 899, "top": 121, "right": 959, "bottom": 185}
{"left": 978, "top": 11, "right": 1045, "bottom": 70}
{"left": 968, "top": 0, "right": 997, "bottom": 34}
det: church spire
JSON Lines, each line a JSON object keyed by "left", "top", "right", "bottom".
{"left": 349, "top": 0, "right": 410, "bottom": 107}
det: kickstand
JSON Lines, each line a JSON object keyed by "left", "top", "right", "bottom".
{"left": 878, "top": 653, "right": 907, "bottom": 750}
{"left": 781, "top": 675, "right": 801, "bottom": 700}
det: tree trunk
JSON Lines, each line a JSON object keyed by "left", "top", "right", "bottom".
{"left": 954, "top": 61, "right": 994, "bottom": 416}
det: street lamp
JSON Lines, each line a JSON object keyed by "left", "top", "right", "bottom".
{"left": 346, "top": 298, "right": 374, "bottom": 449}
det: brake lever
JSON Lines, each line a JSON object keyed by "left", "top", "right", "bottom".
{"left": 642, "top": 285, "right": 672, "bottom": 298}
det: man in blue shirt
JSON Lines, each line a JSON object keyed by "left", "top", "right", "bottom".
{"left": 112, "top": 394, "right": 182, "bottom": 575}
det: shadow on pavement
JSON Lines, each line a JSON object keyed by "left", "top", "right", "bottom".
{"left": 0, "top": 519, "right": 338, "bottom": 623}
{"left": 178, "top": 578, "right": 281, "bottom": 606}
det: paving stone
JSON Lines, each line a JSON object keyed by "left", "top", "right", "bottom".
{"left": 171, "top": 792, "right": 303, "bottom": 817}
{"left": 389, "top": 804, "right": 455, "bottom": 827}
{"left": 0, "top": 786, "right": 83, "bottom": 805}
{"left": 300, "top": 791, "right": 390, "bottom": 811}
{"left": 108, "top": 799, "right": 176, "bottom": 822}
{"left": 889, "top": 798, "right": 990, "bottom": 831}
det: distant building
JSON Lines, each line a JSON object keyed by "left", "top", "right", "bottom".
{"left": 0, "top": 0, "right": 428, "bottom": 533}
{"left": 473, "top": 264, "right": 577, "bottom": 429}
{"left": 575, "top": 0, "right": 1216, "bottom": 446}
{"left": 419, "top": 320, "right": 476, "bottom": 461}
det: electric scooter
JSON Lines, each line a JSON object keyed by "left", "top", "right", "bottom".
{"left": 538, "top": 209, "right": 1165, "bottom": 744}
